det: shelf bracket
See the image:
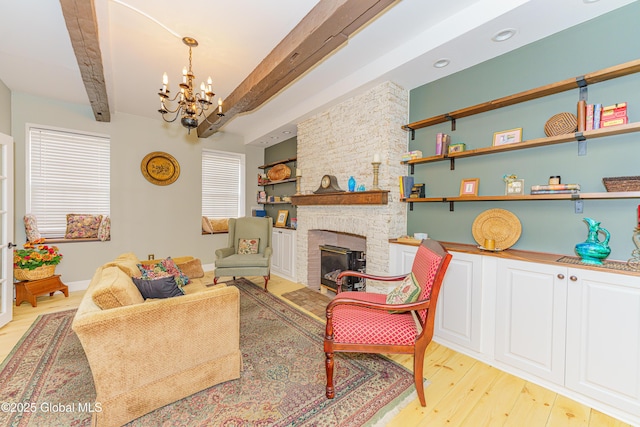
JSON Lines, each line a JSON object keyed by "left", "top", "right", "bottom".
{"left": 576, "top": 76, "right": 588, "bottom": 101}
{"left": 449, "top": 201, "right": 455, "bottom": 212}
{"left": 574, "top": 199, "right": 584, "bottom": 214}
{"left": 409, "top": 201, "right": 414, "bottom": 211}
{"left": 408, "top": 127, "right": 415, "bottom": 140}
{"left": 575, "top": 132, "right": 587, "bottom": 156}
{"left": 410, "top": 163, "right": 415, "bottom": 175}
{"left": 449, "top": 157, "right": 455, "bottom": 170}
{"left": 445, "top": 114, "right": 456, "bottom": 131}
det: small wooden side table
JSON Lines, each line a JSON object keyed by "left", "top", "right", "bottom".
{"left": 15, "top": 274, "right": 69, "bottom": 307}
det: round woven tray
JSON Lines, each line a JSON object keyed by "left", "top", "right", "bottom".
{"left": 267, "top": 164, "right": 291, "bottom": 181}
{"left": 472, "top": 208, "right": 522, "bottom": 250}
{"left": 544, "top": 112, "right": 577, "bottom": 137}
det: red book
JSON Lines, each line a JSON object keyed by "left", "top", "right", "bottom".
{"left": 601, "top": 107, "right": 627, "bottom": 120}
{"left": 600, "top": 116, "right": 628, "bottom": 127}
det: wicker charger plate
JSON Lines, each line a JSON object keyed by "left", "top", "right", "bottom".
{"left": 267, "top": 164, "right": 291, "bottom": 181}
{"left": 472, "top": 208, "right": 522, "bottom": 250}
{"left": 544, "top": 112, "right": 577, "bottom": 137}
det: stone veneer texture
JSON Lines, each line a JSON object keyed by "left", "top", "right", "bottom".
{"left": 296, "top": 81, "right": 408, "bottom": 292}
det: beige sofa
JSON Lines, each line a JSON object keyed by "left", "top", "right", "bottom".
{"left": 72, "top": 253, "right": 242, "bottom": 427}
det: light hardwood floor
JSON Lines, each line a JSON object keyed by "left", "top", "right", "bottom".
{"left": 1, "top": 274, "right": 631, "bottom": 427}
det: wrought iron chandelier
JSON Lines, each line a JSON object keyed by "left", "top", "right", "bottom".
{"left": 158, "top": 37, "right": 224, "bottom": 134}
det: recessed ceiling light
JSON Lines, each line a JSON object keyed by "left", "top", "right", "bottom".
{"left": 492, "top": 28, "right": 516, "bottom": 42}
{"left": 433, "top": 58, "right": 450, "bottom": 68}
{"left": 282, "top": 130, "right": 292, "bottom": 134}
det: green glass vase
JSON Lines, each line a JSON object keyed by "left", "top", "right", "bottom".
{"left": 574, "top": 217, "right": 611, "bottom": 265}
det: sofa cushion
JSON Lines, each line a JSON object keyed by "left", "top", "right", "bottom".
{"left": 92, "top": 266, "right": 144, "bottom": 309}
{"left": 177, "top": 258, "right": 204, "bottom": 279}
{"left": 132, "top": 275, "right": 184, "bottom": 299}
{"left": 215, "top": 253, "right": 269, "bottom": 268}
{"left": 65, "top": 214, "right": 103, "bottom": 239}
{"left": 238, "top": 238, "right": 259, "bottom": 254}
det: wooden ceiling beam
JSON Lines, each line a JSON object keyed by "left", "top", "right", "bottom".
{"left": 60, "top": 0, "right": 110, "bottom": 122}
{"left": 197, "top": 0, "right": 397, "bottom": 138}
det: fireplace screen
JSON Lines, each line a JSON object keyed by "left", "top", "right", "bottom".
{"left": 319, "top": 245, "right": 365, "bottom": 292}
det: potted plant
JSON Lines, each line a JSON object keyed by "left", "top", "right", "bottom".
{"left": 13, "top": 239, "right": 63, "bottom": 281}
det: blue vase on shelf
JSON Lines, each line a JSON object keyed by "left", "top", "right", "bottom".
{"left": 348, "top": 176, "right": 356, "bottom": 192}
{"left": 574, "top": 217, "right": 611, "bottom": 265}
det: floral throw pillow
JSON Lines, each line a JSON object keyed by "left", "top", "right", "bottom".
{"left": 137, "top": 263, "right": 172, "bottom": 281}
{"left": 238, "top": 238, "right": 259, "bottom": 255}
{"left": 65, "top": 214, "right": 103, "bottom": 239}
{"left": 160, "top": 257, "right": 190, "bottom": 287}
{"left": 23, "top": 214, "right": 41, "bottom": 242}
{"left": 386, "top": 272, "right": 421, "bottom": 312}
{"left": 97, "top": 216, "right": 111, "bottom": 241}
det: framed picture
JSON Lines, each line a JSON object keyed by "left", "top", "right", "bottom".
{"left": 459, "top": 178, "right": 479, "bottom": 196}
{"left": 448, "top": 143, "right": 466, "bottom": 154}
{"left": 275, "top": 210, "right": 289, "bottom": 228}
{"left": 505, "top": 179, "right": 525, "bottom": 196}
{"left": 493, "top": 128, "right": 523, "bottom": 146}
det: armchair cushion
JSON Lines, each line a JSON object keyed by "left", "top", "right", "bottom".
{"left": 386, "top": 272, "right": 420, "bottom": 309}
{"left": 215, "top": 253, "right": 270, "bottom": 268}
{"left": 132, "top": 276, "right": 184, "bottom": 299}
{"left": 332, "top": 292, "right": 418, "bottom": 346}
{"left": 238, "top": 238, "right": 259, "bottom": 254}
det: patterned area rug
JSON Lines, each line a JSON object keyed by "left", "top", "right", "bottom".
{"left": 0, "top": 278, "right": 417, "bottom": 426}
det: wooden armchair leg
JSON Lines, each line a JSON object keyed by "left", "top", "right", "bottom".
{"left": 263, "top": 275, "right": 270, "bottom": 291}
{"left": 325, "top": 351, "right": 335, "bottom": 399}
{"left": 213, "top": 276, "right": 218, "bottom": 285}
{"left": 414, "top": 347, "right": 427, "bottom": 407}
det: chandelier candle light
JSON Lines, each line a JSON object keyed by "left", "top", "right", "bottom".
{"left": 158, "top": 37, "right": 224, "bottom": 134}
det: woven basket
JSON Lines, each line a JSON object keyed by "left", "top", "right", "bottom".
{"left": 544, "top": 112, "right": 578, "bottom": 137}
{"left": 602, "top": 176, "right": 640, "bottom": 192}
{"left": 14, "top": 265, "right": 55, "bottom": 281}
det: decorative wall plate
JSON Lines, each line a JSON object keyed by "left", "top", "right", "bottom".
{"left": 472, "top": 208, "right": 522, "bottom": 250}
{"left": 141, "top": 151, "right": 180, "bottom": 186}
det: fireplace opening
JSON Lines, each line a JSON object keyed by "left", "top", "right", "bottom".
{"left": 319, "top": 245, "right": 366, "bottom": 292}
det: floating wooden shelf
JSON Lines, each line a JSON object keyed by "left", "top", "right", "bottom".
{"left": 291, "top": 190, "right": 389, "bottom": 206}
{"left": 258, "top": 157, "right": 297, "bottom": 169}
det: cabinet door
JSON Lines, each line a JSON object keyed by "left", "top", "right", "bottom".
{"left": 435, "top": 251, "right": 483, "bottom": 352}
{"left": 495, "top": 259, "right": 567, "bottom": 385}
{"left": 279, "top": 229, "right": 296, "bottom": 280}
{"left": 566, "top": 269, "right": 640, "bottom": 418}
{"left": 271, "top": 230, "right": 282, "bottom": 271}
{"left": 388, "top": 244, "right": 418, "bottom": 275}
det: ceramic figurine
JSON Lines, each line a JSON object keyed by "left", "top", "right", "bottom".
{"left": 575, "top": 217, "right": 611, "bottom": 265}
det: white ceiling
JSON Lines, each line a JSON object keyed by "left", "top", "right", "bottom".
{"left": 0, "top": 0, "right": 635, "bottom": 146}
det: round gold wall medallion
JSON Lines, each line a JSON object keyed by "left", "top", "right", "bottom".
{"left": 141, "top": 151, "right": 180, "bottom": 186}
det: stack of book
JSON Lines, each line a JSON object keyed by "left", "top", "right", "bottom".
{"left": 401, "top": 150, "right": 422, "bottom": 162}
{"left": 530, "top": 184, "right": 581, "bottom": 195}
{"left": 584, "top": 102, "right": 628, "bottom": 131}
{"left": 399, "top": 175, "right": 414, "bottom": 199}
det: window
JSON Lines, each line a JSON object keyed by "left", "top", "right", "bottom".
{"left": 27, "top": 125, "right": 110, "bottom": 239}
{"left": 202, "top": 149, "right": 245, "bottom": 218}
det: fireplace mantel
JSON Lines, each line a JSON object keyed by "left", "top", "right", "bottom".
{"left": 291, "top": 190, "right": 389, "bottom": 206}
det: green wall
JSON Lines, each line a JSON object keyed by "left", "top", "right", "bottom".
{"left": 407, "top": 2, "right": 640, "bottom": 261}
{"left": 263, "top": 137, "right": 298, "bottom": 227}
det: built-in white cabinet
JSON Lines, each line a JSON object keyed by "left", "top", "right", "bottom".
{"left": 271, "top": 228, "right": 296, "bottom": 282}
{"left": 388, "top": 242, "right": 640, "bottom": 425}
{"left": 565, "top": 268, "right": 640, "bottom": 418}
{"left": 495, "top": 259, "right": 568, "bottom": 385}
{"left": 435, "top": 251, "right": 484, "bottom": 354}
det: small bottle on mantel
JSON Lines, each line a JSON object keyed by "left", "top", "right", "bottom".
{"left": 549, "top": 176, "right": 561, "bottom": 185}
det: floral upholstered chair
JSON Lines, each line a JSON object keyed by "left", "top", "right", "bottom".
{"left": 324, "top": 238, "right": 452, "bottom": 407}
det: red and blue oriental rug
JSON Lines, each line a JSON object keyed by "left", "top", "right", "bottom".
{"left": 0, "top": 278, "right": 418, "bottom": 426}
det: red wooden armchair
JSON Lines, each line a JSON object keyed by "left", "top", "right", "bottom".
{"left": 324, "top": 239, "right": 452, "bottom": 407}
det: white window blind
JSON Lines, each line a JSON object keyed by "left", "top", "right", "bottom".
{"left": 202, "top": 149, "right": 245, "bottom": 218}
{"left": 27, "top": 126, "right": 110, "bottom": 238}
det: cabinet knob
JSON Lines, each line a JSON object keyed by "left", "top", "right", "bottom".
{"left": 557, "top": 274, "right": 565, "bottom": 279}
{"left": 570, "top": 275, "right": 578, "bottom": 282}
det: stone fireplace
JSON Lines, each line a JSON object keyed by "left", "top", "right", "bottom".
{"left": 295, "top": 81, "right": 408, "bottom": 293}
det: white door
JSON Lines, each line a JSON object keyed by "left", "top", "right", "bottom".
{"left": 0, "top": 132, "right": 14, "bottom": 328}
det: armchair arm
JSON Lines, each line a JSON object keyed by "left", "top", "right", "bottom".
{"left": 215, "top": 247, "right": 235, "bottom": 259}
{"left": 326, "top": 296, "right": 431, "bottom": 317}
{"left": 263, "top": 246, "right": 272, "bottom": 258}
{"left": 336, "top": 270, "right": 406, "bottom": 293}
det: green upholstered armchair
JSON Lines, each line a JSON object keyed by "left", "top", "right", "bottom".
{"left": 213, "top": 217, "right": 273, "bottom": 290}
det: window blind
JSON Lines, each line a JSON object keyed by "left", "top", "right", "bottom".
{"left": 27, "top": 126, "right": 110, "bottom": 238}
{"left": 202, "top": 149, "right": 245, "bottom": 218}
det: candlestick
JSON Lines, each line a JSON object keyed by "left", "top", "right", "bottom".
{"left": 373, "top": 153, "right": 380, "bottom": 163}
{"left": 371, "top": 161, "right": 381, "bottom": 190}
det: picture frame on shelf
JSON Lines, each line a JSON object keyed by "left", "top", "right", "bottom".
{"left": 448, "top": 143, "right": 466, "bottom": 154}
{"left": 493, "top": 128, "right": 523, "bottom": 146}
{"left": 275, "top": 210, "right": 289, "bottom": 228}
{"left": 505, "top": 179, "right": 525, "bottom": 196}
{"left": 460, "top": 178, "right": 479, "bottom": 196}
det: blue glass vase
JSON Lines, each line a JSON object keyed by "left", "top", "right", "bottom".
{"left": 574, "top": 217, "right": 611, "bottom": 265}
{"left": 348, "top": 176, "right": 356, "bottom": 192}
